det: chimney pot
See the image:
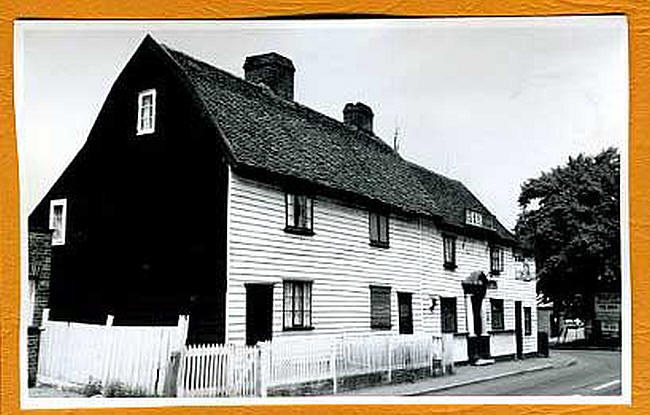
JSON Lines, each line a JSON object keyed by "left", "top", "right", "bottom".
{"left": 243, "top": 52, "right": 295, "bottom": 100}
{"left": 343, "top": 102, "right": 374, "bottom": 134}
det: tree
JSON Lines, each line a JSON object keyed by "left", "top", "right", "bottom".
{"left": 515, "top": 147, "right": 620, "bottom": 320}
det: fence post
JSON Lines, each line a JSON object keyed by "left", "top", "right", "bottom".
{"left": 175, "top": 346, "right": 187, "bottom": 397}
{"left": 177, "top": 315, "right": 190, "bottom": 349}
{"left": 257, "top": 344, "right": 268, "bottom": 398}
{"left": 330, "top": 340, "right": 337, "bottom": 394}
{"left": 387, "top": 336, "right": 392, "bottom": 383}
{"left": 105, "top": 314, "right": 114, "bottom": 327}
{"left": 163, "top": 351, "right": 181, "bottom": 397}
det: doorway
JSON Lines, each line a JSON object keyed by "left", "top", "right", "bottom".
{"left": 245, "top": 284, "right": 273, "bottom": 346}
{"left": 398, "top": 292, "right": 413, "bottom": 334}
{"left": 515, "top": 300, "right": 523, "bottom": 358}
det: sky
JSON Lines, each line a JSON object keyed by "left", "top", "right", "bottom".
{"left": 14, "top": 17, "right": 628, "bottom": 230}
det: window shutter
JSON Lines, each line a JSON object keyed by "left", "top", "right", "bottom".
{"left": 441, "top": 297, "right": 457, "bottom": 333}
{"left": 370, "top": 286, "right": 391, "bottom": 329}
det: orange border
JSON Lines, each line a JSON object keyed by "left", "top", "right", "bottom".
{"left": 1, "top": 1, "right": 647, "bottom": 414}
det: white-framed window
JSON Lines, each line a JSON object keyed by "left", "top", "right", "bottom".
{"left": 28, "top": 279, "right": 36, "bottom": 326}
{"left": 443, "top": 234, "right": 457, "bottom": 269}
{"left": 490, "top": 245, "right": 505, "bottom": 275}
{"left": 465, "top": 209, "right": 484, "bottom": 227}
{"left": 49, "top": 198, "right": 67, "bottom": 246}
{"left": 137, "top": 89, "right": 156, "bottom": 135}
{"left": 283, "top": 280, "right": 313, "bottom": 330}
{"left": 369, "top": 211, "right": 389, "bottom": 247}
{"left": 285, "top": 193, "right": 314, "bottom": 235}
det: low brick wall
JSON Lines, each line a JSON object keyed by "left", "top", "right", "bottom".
{"left": 269, "top": 365, "right": 442, "bottom": 397}
{"left": 28, "top": 230, "right": 52, "bottom": 387}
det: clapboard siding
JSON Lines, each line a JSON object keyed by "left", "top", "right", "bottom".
{"left": 227, "top": 174, "right": 423, "bottom": 344}
{"left": 226, "top": 173, "right": 537, "bottom": 358}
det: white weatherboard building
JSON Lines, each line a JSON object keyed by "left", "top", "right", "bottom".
{"left": 29, "top": 35, "right": 538, "bottom": 368}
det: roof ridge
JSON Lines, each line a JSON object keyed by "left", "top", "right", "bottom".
{"left": 161, "top": 44, "right": 396, "bottom": 154}
{"left": 404, "top": 159, "right": 463, "bottom": 185}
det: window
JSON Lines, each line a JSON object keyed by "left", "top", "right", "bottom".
{"left": 524, "top": 307, "right": 532, "bottom": 336}
{"left": 491, "top": 299, "right": 504, "bottom": 331}
{"left": 137, "top": 89, "right": 156, "bottom": 135}
{"left": 490, "top": 245, "right": 504, "bottom": 275}
{"left": 440, "top": 297, "right": 457, "bottom": 333}
{"left": 443, "top": 235, "right": 456, "bottom": 270}
{"left": 28, "top": 279, "right": 36, "bottom": 326}
{"left": 465, "top": 209, "right": 483, "bottom": 227}
{"left": 49, "top": 199, "right": 67, "bottom": 246}
{"left": 285, "top": 193, "right": 313, "bottom": 235}
{"left": 513, "top": 248, "right": 525, "bottom": 262}
{"left": 370, "top": 286, "right": 391, "bottom": 330}
{"left": 283, "top": 280, "right": 312, "bottom": 329}
{"left": 369, "top": 211, "right": 389, "bottom": 247}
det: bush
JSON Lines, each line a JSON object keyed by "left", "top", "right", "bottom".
{"left": 82, "top": 378, "right": 103, "bottom": 397}
{"left": 104, "top": 381, "right": 149, "bottom": 397}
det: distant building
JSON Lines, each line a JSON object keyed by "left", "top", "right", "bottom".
{"left": 28, "top": 35, "right": 538, "bottom": 363}
{"left": 589, "top": 292, "right": 621, "bottom": 346}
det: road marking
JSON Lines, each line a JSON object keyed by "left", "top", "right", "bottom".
{"left": 592, "top": 380, "right": 621, "bottom": 391}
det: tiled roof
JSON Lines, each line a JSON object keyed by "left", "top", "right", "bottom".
{"left": 158, "top": 40, "right": 514, "bottom": 242}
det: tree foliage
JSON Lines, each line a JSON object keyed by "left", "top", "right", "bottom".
{"left": 515, "top": 148, "right": 620, "bottom": 319}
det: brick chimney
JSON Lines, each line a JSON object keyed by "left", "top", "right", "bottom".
{"left": 343, "top": 102, "right": 374, "bottom": 134}
{"left": 243, "top": 52, "right": 295, "bottom": 100}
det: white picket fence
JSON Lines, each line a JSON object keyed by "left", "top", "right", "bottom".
{"left": 37, "top": 310, "right": 189, "bottom": 396}
{"left": 177, "top": 334, "right": 444, "bottom": 397}
{"left": 177, "top": 344, "right": 261, "bottom": 397}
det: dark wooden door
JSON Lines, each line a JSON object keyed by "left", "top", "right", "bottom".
{"left": 515, "top": 300, "right": 523, "bottom": 358}
{"left": 246, "top": 284, "right": 273, "bottom": 346}
{"left": 398, "top": 292, "right": 413, "bottom": 334}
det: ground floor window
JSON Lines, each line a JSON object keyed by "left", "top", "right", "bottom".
{"left": 283, "top": 280, "right": 312, "bottom": 329}
{"left": 491, "top": 299, "right": 504, "bottom": 331}
{"left": 524, "top": 306, "right": 532, "bottom": 336}
{"left": 441, "top": 297, "right": 457, "bottom": 333}
{"left": 370, "top": 285, "right": 391, "bottom": 329}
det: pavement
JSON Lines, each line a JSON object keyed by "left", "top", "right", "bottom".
{"left": 424, "top": 349, "right": 621, "bottom": 396}
{"left": 29, "top": 385, "right": 87, "bottom": 398}
{"left": 338, "top": 352, "right": 577, "bottom": 396}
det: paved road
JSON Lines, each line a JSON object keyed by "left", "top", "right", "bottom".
{"left": 425, "top": 350, "right": 621, "bottom": 396}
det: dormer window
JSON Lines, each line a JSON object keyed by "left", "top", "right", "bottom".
{"left": 49, "top": 199, "right": 67, "bottom": 246}
{"left": 285, "top": 193, "right": 313, "bottom": 235}
{"left": 137, "top": 89, "right": 156, "bottom": 135}
{"left": 466, "top": 209, "right": 483, "bottom": 227}
{"left": 369, "top": 211, "right": 389, "bottom": 248}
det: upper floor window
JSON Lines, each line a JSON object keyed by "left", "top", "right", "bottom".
{"left": 283, "top": 280, "right": 313, "bottom": 330}
{"left": 137, "top": 89, "right": 156, "bottom": 135}
{"left": 369, "top": 211, "right": 389, "bottom": 248}
{"left": 285, "top": 193, "right": 313, "bottom": 235}
{"left": 49, "top": 199, "right": 67, "bottom": 246}
{"left": 443, "top": 235, "right": 457, "bottom": 270}
{"left": 490, "top": 298, "right": 504, "bottom": 331}
{"left": 465, "top": 209, "right": 483, "bottom": 227}
{"left": 490, "top": 245, "right": 504, "bottom": 275}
